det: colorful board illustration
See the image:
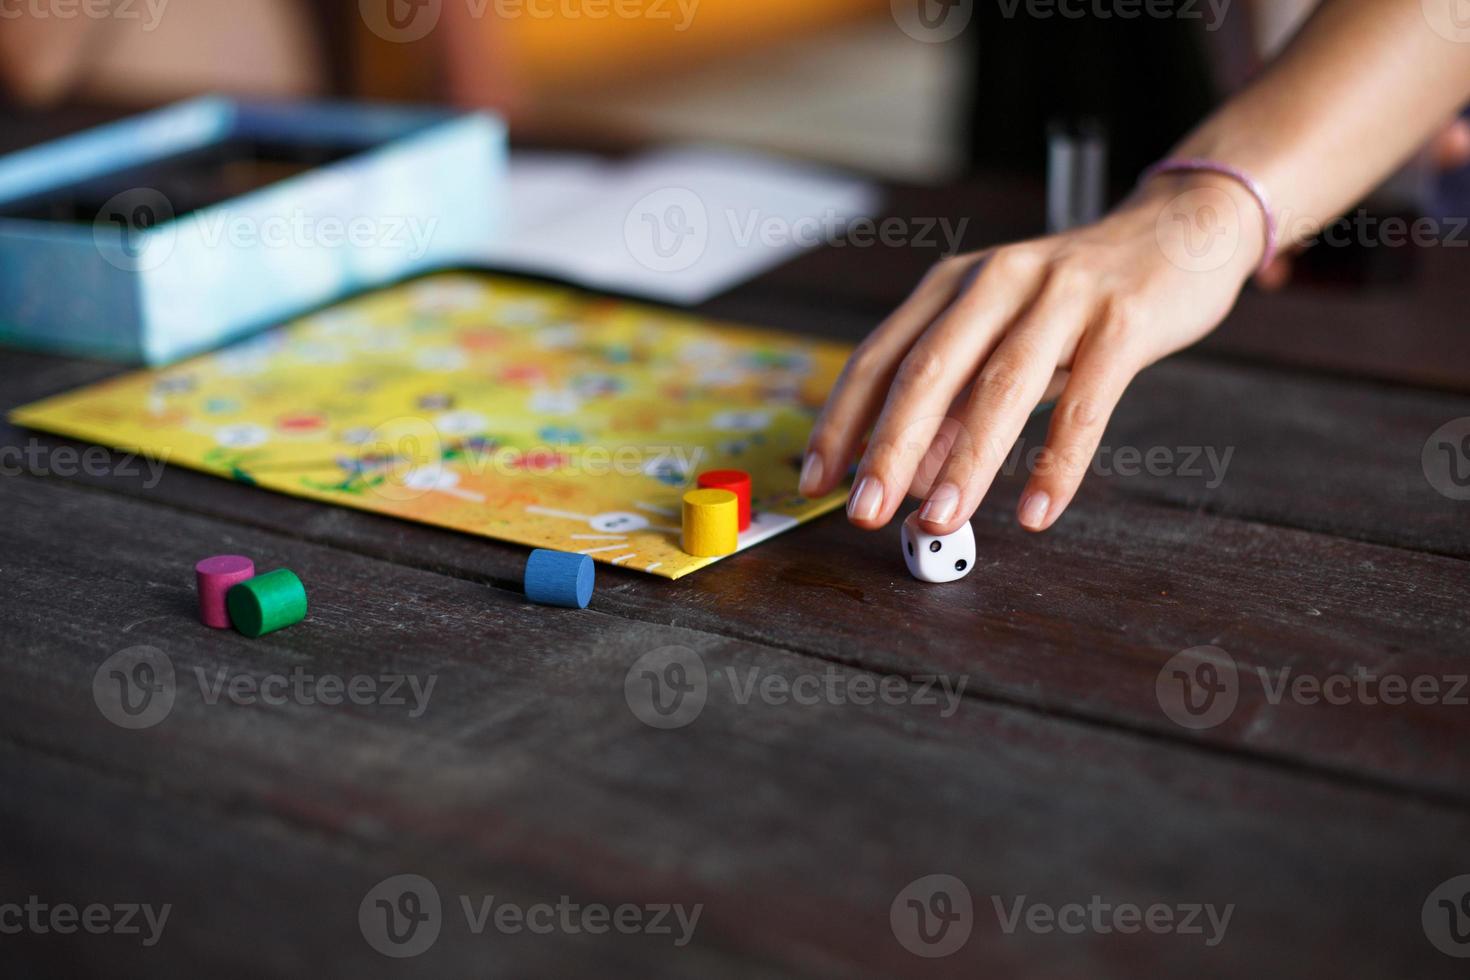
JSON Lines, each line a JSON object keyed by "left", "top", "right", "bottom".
{"left": 10, "top": 272, "right": 854, "bottom": 579}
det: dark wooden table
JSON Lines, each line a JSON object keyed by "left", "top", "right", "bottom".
{"left": 3, "top": 116, "right": 1470, "bottom": 978}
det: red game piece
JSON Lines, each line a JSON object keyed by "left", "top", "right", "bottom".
{"left": 697, "top": 470, "right": 752, "bottom": 531}
{"left": 195, "top": 555, "right": 255, "bottom": 629}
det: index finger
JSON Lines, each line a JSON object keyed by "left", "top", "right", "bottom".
{"left": 845, "top": 248, "right": 1048, "bottom": 528}
{"left": 799, "top": 256, "right": 978, "bottom": 498}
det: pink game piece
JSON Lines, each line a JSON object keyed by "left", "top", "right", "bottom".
{"left": 195, "top": 555, "right": 256, "bottom": 629}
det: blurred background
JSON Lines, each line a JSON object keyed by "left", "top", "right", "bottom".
{"left": 0, "top": 0, "right": 1327, "bottom": 184}
{"left": 8, "top": 0, "right": 1470, "bottom": 305}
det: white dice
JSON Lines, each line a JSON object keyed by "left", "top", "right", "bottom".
{"left": 900, "top": 511, "right": 976, "bottom": 583}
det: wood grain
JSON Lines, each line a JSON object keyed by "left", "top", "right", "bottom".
{"left": 2, "top": 475, "right": 1468, "bottom": 978}
{"left": 6, "top": 348, "right": 1467, "bottom": 800}
{"left": 3, "top": 122, "right": 1469, "bottom": 978}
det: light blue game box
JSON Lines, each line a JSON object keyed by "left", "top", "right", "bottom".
{"left": 0, "top": 97, "right": 507, "bottom": 365}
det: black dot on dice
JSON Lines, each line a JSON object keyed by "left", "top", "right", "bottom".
{"left": 906, "top": 541, "right": 914, "bottom": 556}
{"left": 954, "top": 558, "right": 968, "bottom": 572}
{"left": 928, "top": 540, "right": 941, "bottom": 552}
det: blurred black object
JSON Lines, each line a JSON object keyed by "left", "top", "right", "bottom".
{"left": 1046, "top": 117, "right": 1107, "bottom": 232}
{"left": 964, "top": 8, "right": 1223, "bottom": 197}
{"left": 0, "top": 140, "right": 356, "bottom": 224}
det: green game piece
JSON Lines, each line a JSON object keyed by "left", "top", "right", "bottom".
{"left": 226, "top": 568, "right": 308, "bottom": 638}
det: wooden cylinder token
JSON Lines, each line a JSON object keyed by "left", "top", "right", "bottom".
{"left": 195, "top": 555, "right": 255, "bottom": 629}
{"left": 226, "top": 568, "right": 308, "bottom": 638}
{"left": 682, "top": 488, "right": 739, "bottom": 557}
{"left": 697, "top": 469, "right": 752, "bottom": 530}
{"left": 524, "top": 549, "right": 595, "bottom": 609}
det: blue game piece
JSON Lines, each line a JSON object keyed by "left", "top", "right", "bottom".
{"left": 524, "top": 549, "right": 595, "bottom": 609}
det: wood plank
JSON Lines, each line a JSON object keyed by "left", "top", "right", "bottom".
{"left": 5, "top": 349, "right": 1467, "bottom": 799}
{"left": 0, "top": 745, "right": 765, "bottom": 979}
{"left": 3, "top": 476, "right": 1469, "bottom": 978}
{"left": 1098, "top": 354, "right": 1470, "bottom": 556}
{"left": 1203, "top": 246, "right": 1470, "bottom": 393}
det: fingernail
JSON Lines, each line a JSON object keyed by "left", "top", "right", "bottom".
{"left": 919, "top": 483, "right": 960, "bottom": 524}
{"left": 798, "top": 453, "right": 824, "bottom": 497}
{"left": 847, "top": 475, "right": 884, "bottom": 523}
{"left": 1019, "top": 490, "right": 1051, "bottom": 530}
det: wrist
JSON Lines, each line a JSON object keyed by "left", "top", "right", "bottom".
{"left": 1126, "top": 170, "right": 1271, "bottom": 285}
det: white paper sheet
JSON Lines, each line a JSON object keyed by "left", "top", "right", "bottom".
{"left": 485, "top": 146, "right": 881, "bottom": 305}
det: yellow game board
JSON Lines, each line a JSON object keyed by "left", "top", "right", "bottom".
{"left": 10, "top": 272, "right": 854, "bottom": 579}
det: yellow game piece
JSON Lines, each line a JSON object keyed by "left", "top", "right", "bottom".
{"left": 682, "top": 488, "right": 739, "bottom": 557}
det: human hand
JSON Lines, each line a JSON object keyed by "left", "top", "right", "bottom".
{"left": 799, "top": 172, "right": 1266, "bottom": 536}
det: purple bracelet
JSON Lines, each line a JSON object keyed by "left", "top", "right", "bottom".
{"left": 1140, "top": 158, "right": 1278, "bottom": 273}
